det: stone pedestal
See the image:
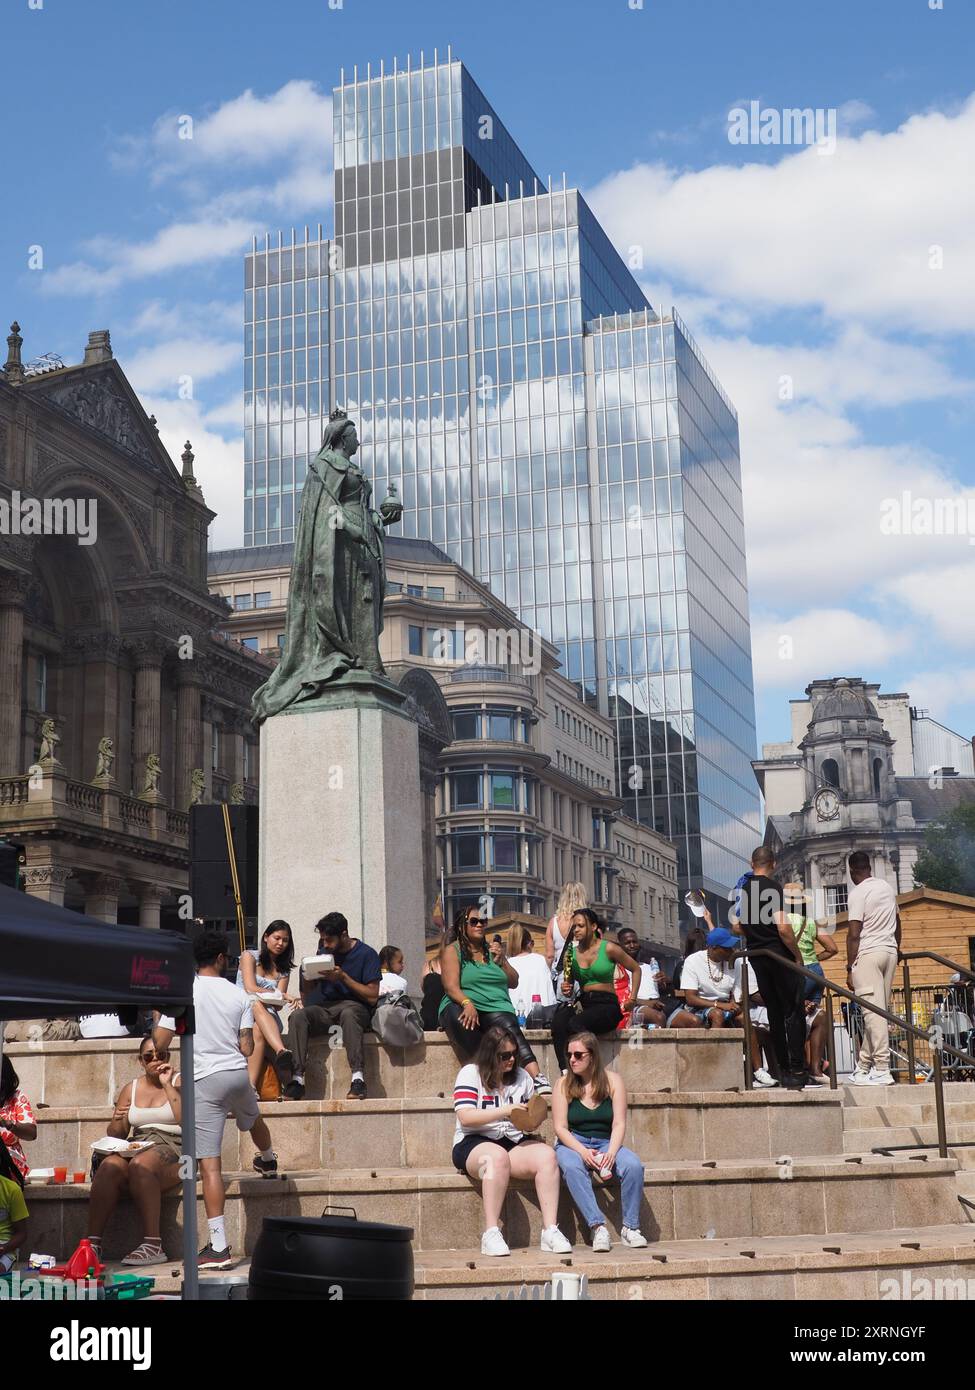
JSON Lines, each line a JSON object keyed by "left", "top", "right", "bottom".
{"left": 257, "top": 688, "right": 426, "bottom": 986}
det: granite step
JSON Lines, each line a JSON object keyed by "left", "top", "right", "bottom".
{"left": 843, "top": 1100, "right": 975, "bottom": 1129}
{"left": 29, "top": 1089, "right": 844, "bottom": 1174}
{"left": 111, "top": 1222, "right": 975, "bottom": 1301}
{"left": 840, "top": 1082, "right": 975, "bottom": 1107}
{"left": 24, "top": 1153, "right": 964, "bottom": 1262}
{"left": 843, "top": 1122, "right": 975, "bottom": 1162}
{"left": 4, "top": 1028, "right": 744, "bottom": 1109}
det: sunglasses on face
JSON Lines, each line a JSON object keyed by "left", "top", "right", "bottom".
{"left": 567, "top": 1050, "right": 590, "bottom": 1060}
{"left": 141, "top": 1051, "right": 169, "bottom": 1063}
{"left": 467, "top": 917, "right": 486, "bottom": 926}
{"left": 498, "top": 1049, "right": 517, "bottom": 1060}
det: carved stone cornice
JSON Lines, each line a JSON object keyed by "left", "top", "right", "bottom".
{"left": 23, "top": 865, "right": 73, "bottom": 889}
{"left": 127, "top": 634, "right": 170, "bottom": 667}
{"left": 63, "top": 631, "right": 124, "bottom": 663}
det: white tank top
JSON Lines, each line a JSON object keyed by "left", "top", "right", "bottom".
{"left": 127, "top": 1078, "right": 180, "bottom": 1135}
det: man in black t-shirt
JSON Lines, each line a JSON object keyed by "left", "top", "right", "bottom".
{"left": 732, "top": 847, "right": 808, "bottom": 1087}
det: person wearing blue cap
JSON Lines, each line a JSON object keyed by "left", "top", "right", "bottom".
{"left": 669, "top": 927, "right": 744, "bottom": 1030}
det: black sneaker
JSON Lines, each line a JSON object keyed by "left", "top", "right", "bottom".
{"left": 346, "top": 1078, "right": 367, "bottom": 1100}
{"left": 283, "top": 1080, "right": 305, "bottom": 1101}
{"left": 273, "top": 1049, "right": 294, "bottom": 1082}
{"left": 253, "top": 1152, "right": 278, "bottom": 1177}
{"left": 785, "top": 1072, "right": 809, "bottom": 1091}
{"left": 198, "top": 1243, "right": 234, "bottom": 1271}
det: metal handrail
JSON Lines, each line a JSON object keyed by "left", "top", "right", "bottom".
{"left": 898, "top": 950, "right": 974, "bottom": 1085}
{"left": 734, "top": 947, "right": 973, "bottom": 1159}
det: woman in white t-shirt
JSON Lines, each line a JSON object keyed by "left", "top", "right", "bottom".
{"left": 505, "top": 925, "right": 556, "bottom": 1017}
{"left": 545, "top": 881, "right": 588, "bottom": 972}
{"left": 452, "top": 1025, "right": 571, "bottom": 1258}
{"left": 668, "top": 928, "right": 743, "bottom": 1029}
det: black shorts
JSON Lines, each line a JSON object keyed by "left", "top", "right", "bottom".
{"left": 452, "top": 1133, "right": 520, "bottom": 1174}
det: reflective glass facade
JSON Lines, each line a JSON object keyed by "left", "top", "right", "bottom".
{"left": 241, "top": 51, "right": 759, "bottom": 896}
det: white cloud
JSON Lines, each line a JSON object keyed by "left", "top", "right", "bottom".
{"left": 881, "top": 563, "right": 975, "bottom": 647}
{"left": 587, "top": 94, "right": 975, "bottom": 333}
{"left": 125, "top": 337, "right": 240, "bottom": 395}
{"left": 898, "top": 668, "right": 975, "bottom": 724}
{"left": 144, "top": 394, "right": 244, "bottom": 550}
{"left": 41, "top": 218, "right": 257, "bottom": 296}
{"left": 751, "top": 609, "right": 907, "bottom": 689}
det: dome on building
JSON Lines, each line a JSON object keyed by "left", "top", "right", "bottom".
{"left": 810, "top": 678, "right": 880, "bottom": 724}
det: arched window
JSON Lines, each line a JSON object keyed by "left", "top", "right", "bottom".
{"left": 822, "top": 758, "right": 840, "bottom": 788}
{"left": 873, "top": 758, "right": 883, "bottom": 797}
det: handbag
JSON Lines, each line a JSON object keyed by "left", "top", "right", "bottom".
{"left": 371, "top": 991, "right": 424, "bottom": 1047}
{"left": 258, "top": 1059, "right": 281, "bottom": 1101}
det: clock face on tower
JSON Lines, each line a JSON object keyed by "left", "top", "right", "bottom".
{"left": 814, "top": 788, "right": 840, "bottom": 821}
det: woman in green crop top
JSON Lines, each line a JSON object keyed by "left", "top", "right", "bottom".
{"left": 551, "top": 1030, "right": 648, "bottom": 1251}
{"left": 551, "top": 909, "right": 641, "bottom": 1072}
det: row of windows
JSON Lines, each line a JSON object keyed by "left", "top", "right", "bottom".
{"left": 245, "top": 355, "right": 328, "bottom": 393}
{"left": 552, "top": 701, "right": 608, "bottom": 758}
{"left": 246, "top": 316, "right": 328, "bottom": 355}
{"left": 447, "top": 769, "right": 537, "bottom": 814}
{"left": 245, "top": 277, "right": 326, "bottom": 323}
{"left": 386, "top": 582, "right": 445, "bottom": 599}
{"left": 244, "top": 243, "right": 330, "bottom": 287}
{"left": 554, "top": 749, "right": 610, "bottom": 790}
{"left": 231, "top": 591, "right": 273, "bottom": 611}
{"left": 475, "top": 263, "right": 581, "bottom": 316}
{"left": 244, "top": 385, "right": 326, "bottom": 426}
{"left": 450, "top": 707, "right": 532, "bottom": 744}
{"left": 446, "top": 829, "right": 538, "bottom": 875}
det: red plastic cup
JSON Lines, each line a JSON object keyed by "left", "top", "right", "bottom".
{"left": 73, "top": 1172, "right": 85, "bottom": 1184}
{"left": 53, "top": 1166, "right": 67, "bottom": 1183}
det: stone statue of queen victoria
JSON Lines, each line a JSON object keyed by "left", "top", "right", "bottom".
{"left": 252, "top": 409, "right": 403, "bottom": 725}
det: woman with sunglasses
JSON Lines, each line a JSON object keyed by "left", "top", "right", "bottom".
{"left": 551, "top": 908, "right": 641, "bottom": 1072}
{"left": 453, "top": 1025, "right": 571, "bottom": 1257}
{"left": 84, "top": 1034, "right": 182, "bottom": 1266}
{"left": 552, "top": 1031, "right": 648, "bottom": 1251}
{"left": 440, "top": 905, "right": 552, "bottom": 1093}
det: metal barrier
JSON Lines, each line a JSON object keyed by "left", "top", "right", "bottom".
{"left": 899, "top": 951, "right": 975, "bottom": 1084}
{"left": 736, "top": 947, "right": 974, "bottom": 1159}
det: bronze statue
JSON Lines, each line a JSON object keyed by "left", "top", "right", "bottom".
{"left": 252, "top": 408, "right": 403, "bottom": 724}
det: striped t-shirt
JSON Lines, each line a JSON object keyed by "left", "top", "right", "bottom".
{"left": 452, "top": 1063, "right": 536, "bottom": 1146}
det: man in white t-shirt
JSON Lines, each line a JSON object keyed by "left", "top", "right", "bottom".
{"left": 154, "top": 931, "right": 278, "bottom": 1270}
{"left": 670, "top": 929, "right": 742, "bottom": 1029}
{"left": 845, "top": 853, "right": 900, "bottom": 1086}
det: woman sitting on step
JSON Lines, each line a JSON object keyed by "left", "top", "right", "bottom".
{"left": 551, "top": 909, "right": 641, "bottom": 1072}
{"left": 452, "top": 1025, "right": 572, "bottom": 1258}
{"left": 551, "top": 1031, "right": 648, "bottom": 1251}
{"left": 84, "top": 1034, "right": 182, "bottom": 1267}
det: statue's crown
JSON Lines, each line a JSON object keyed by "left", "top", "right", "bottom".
{"left": 328, "top": 407, "right": 348, "bottom": 423}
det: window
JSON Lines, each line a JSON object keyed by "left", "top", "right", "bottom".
{"left": 243, "top": 742, "right": 251, "bottom": 782}
{"left": 386, "top": 581, "right": 403, "bottom": 595}
{"left": 234, "top": 594, "right": 253, "bottom": 610}
{"left": 822, "top": 759, "right": 840, "bottom": 789}
{"left": 254, "top": 591, "right": 272, "bottom": 609}
{"left": 593, "top": 815, "right": 602, "bottom": 849}
{"left": 453, "top": 832, "right": 484, "bottom": 869}
{"left": 825, "top": 884, "right": 848, "bottom": 917}
{"left": 873, "top": 758, "right": 883, "bottom": 797}
{"left": 489, "top": 773, "right": 515, "bottom": 809}
{"left": 491, "top": 832, "right": 519, "bottom": 870}
{"left": 277, "top": 632, "right": 286, "bottom": 650}
{"left": 427, "top": 627, "right": 462, "bottom": 660}
{"left": 407, "top": 584, "right": 423, "bottom": 597}
{"left": 211, "top": 726, "right": 220, "bottom": 772}
{"left": 408, "top": 624, "right": 423, "bottom": 656}
{"left": 241, "top": 637, "right": 259, "bottom": 651}
{"left": 35, "top": 653, "right": 47, "bottom": 712}
{"left": 427, "top": 586, "right": 445, "bottom": 600}
{"left": 452, "top": 772, "right": 482, "bottom": 809}
{"left": 488, "top": 712, "right": 515, "bottom": 741}
{"left": 452, "top": 710, "right": 480, "bottom": 741}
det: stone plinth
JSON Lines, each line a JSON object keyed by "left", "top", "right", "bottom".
{"left": 257, "top": 691, "right": 426, "bottom": 982}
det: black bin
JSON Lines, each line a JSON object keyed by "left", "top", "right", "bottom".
{"left": 248, "top": 1207, "right": 414, "bottom": 1300}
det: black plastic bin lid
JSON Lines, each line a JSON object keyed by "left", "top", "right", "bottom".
{"left": 261, "top": 1214, "right": 414, "bottom": 1242}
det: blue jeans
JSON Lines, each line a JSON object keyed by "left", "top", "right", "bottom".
{"left": 555, "top": 1134, "right": 644, "bottom": 1230}
{"left": 804, "top": 961, "right": 825, "bottom": 1005}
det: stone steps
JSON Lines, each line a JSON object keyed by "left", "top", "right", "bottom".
{"left": 843, "top": 1123, "right": 975, "bottom": 1162}
{"left": 841, "top": 1082, "right": 975, "bottom": 1108}
{"left": 30, "top": 1089, "right": 844, "bottom": 1173}
{"left": 109, "top": 1222, "right": 975, "bottom": 1300}
{"left": 25, "top": 1153, "right": 964, "bottom": 1261}
{"left": 843, "top": 1101, "right": 975, "bottom": 1129}
{"left": 4, "top": 1028, "right": 744, "bottom": 1108}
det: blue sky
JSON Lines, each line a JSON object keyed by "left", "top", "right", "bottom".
{"left": 4, "top": 0, "right": 974, "bottom": 753}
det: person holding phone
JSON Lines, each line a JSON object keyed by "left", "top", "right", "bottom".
{"left": 84, "top": 1033, "right": 182, "bottom": 1266}
{"left": 551, "top": 909, "right": 641, "bottom": 1072}
{"left": 237, "top": 920, "right": 298, "bottom": 1091}
{"left": 439, "top": 905, "right": 551, "bottom": 1094}
{"left": 452, "top": 1025, "right": 570, "bottom": 1257}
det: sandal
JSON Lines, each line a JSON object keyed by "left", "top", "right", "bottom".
{"left": 121, "top": 1241, "right": 167, "bottom": 1266}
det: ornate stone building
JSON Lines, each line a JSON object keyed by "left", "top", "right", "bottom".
{"left": 0, "top": 323, "right": 268, "bottom": 924}
{"left": 754, "top": 676, "right": 975, "bottom": 917}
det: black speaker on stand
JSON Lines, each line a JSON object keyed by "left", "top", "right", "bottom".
{"left": 189, "top": 804, "right": 259, "bottom": 930}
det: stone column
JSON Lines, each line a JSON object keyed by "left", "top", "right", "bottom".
{"left": 175, "top": 670, "right": 203, "bottom": 809}
{"left": 83, "top": 874, "right": 126, "bottom": 924}
{"left": 897, "top": 844, "right": 919, "bottom": 894}
{"left": 0, "top": 572, "right": 29, "bottom": 777}
{"left": 137, "top": 883, "right": 165, "bottom": 931}
{"left": 131, "top": 639, "right": 165, "bottom": 796}
{"left": 22, "top": 862, "right": 72, "bottom": 907}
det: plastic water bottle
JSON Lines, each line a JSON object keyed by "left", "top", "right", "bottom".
{"left": 517, "top": 1006, "right": 527, "bottom": 1027}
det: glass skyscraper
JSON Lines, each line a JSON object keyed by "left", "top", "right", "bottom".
{"left": 242, "top": 48, "right": 760, "bottom": 897}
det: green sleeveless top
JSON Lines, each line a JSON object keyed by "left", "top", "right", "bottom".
{"left": 438, "top": 943, "right": 514, "bottom": 1017}
{"left": 567, "top": 1094, "right": 614, "bottom": 1139}
{"left": 789, "top": 914, "right": 819, "bottom": 966}
{"left": 574, "top": 938, "right": 615, "bottom": 987}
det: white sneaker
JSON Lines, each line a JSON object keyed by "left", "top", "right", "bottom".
{"left": 621, "top": 1227, "right": 648, "bottom": 1248}
{"left": 540, "top": 1226, "right": 572, "bottom": 1253}
{"left": 849, "top": 1067, "right": 872, "bottom": 1085}
{"left": 533, "top": 1073, "right": 552, "bottom": 1096}
{"left": 591, "top": 1225, "right": 611, "bottom": 1252}
{"left": 752, "top": 1067, "right": 778, "bottom": 1088}
{"left": 481, "top": 1226, "right": 510, "bottom": 1257}
{"left": 865, "top": 1068, "right": 895, "bottom": 1086}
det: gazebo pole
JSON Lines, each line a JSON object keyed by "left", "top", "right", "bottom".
{"left": 179, "top": 1027, "right": 199, "bottom": 1301}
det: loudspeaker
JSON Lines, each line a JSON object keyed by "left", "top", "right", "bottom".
{"left": 0, "top": 839, "right": 24, "bottom": 891}
{"left": 189, "top": 804, "right": 259, "bottom": 919}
